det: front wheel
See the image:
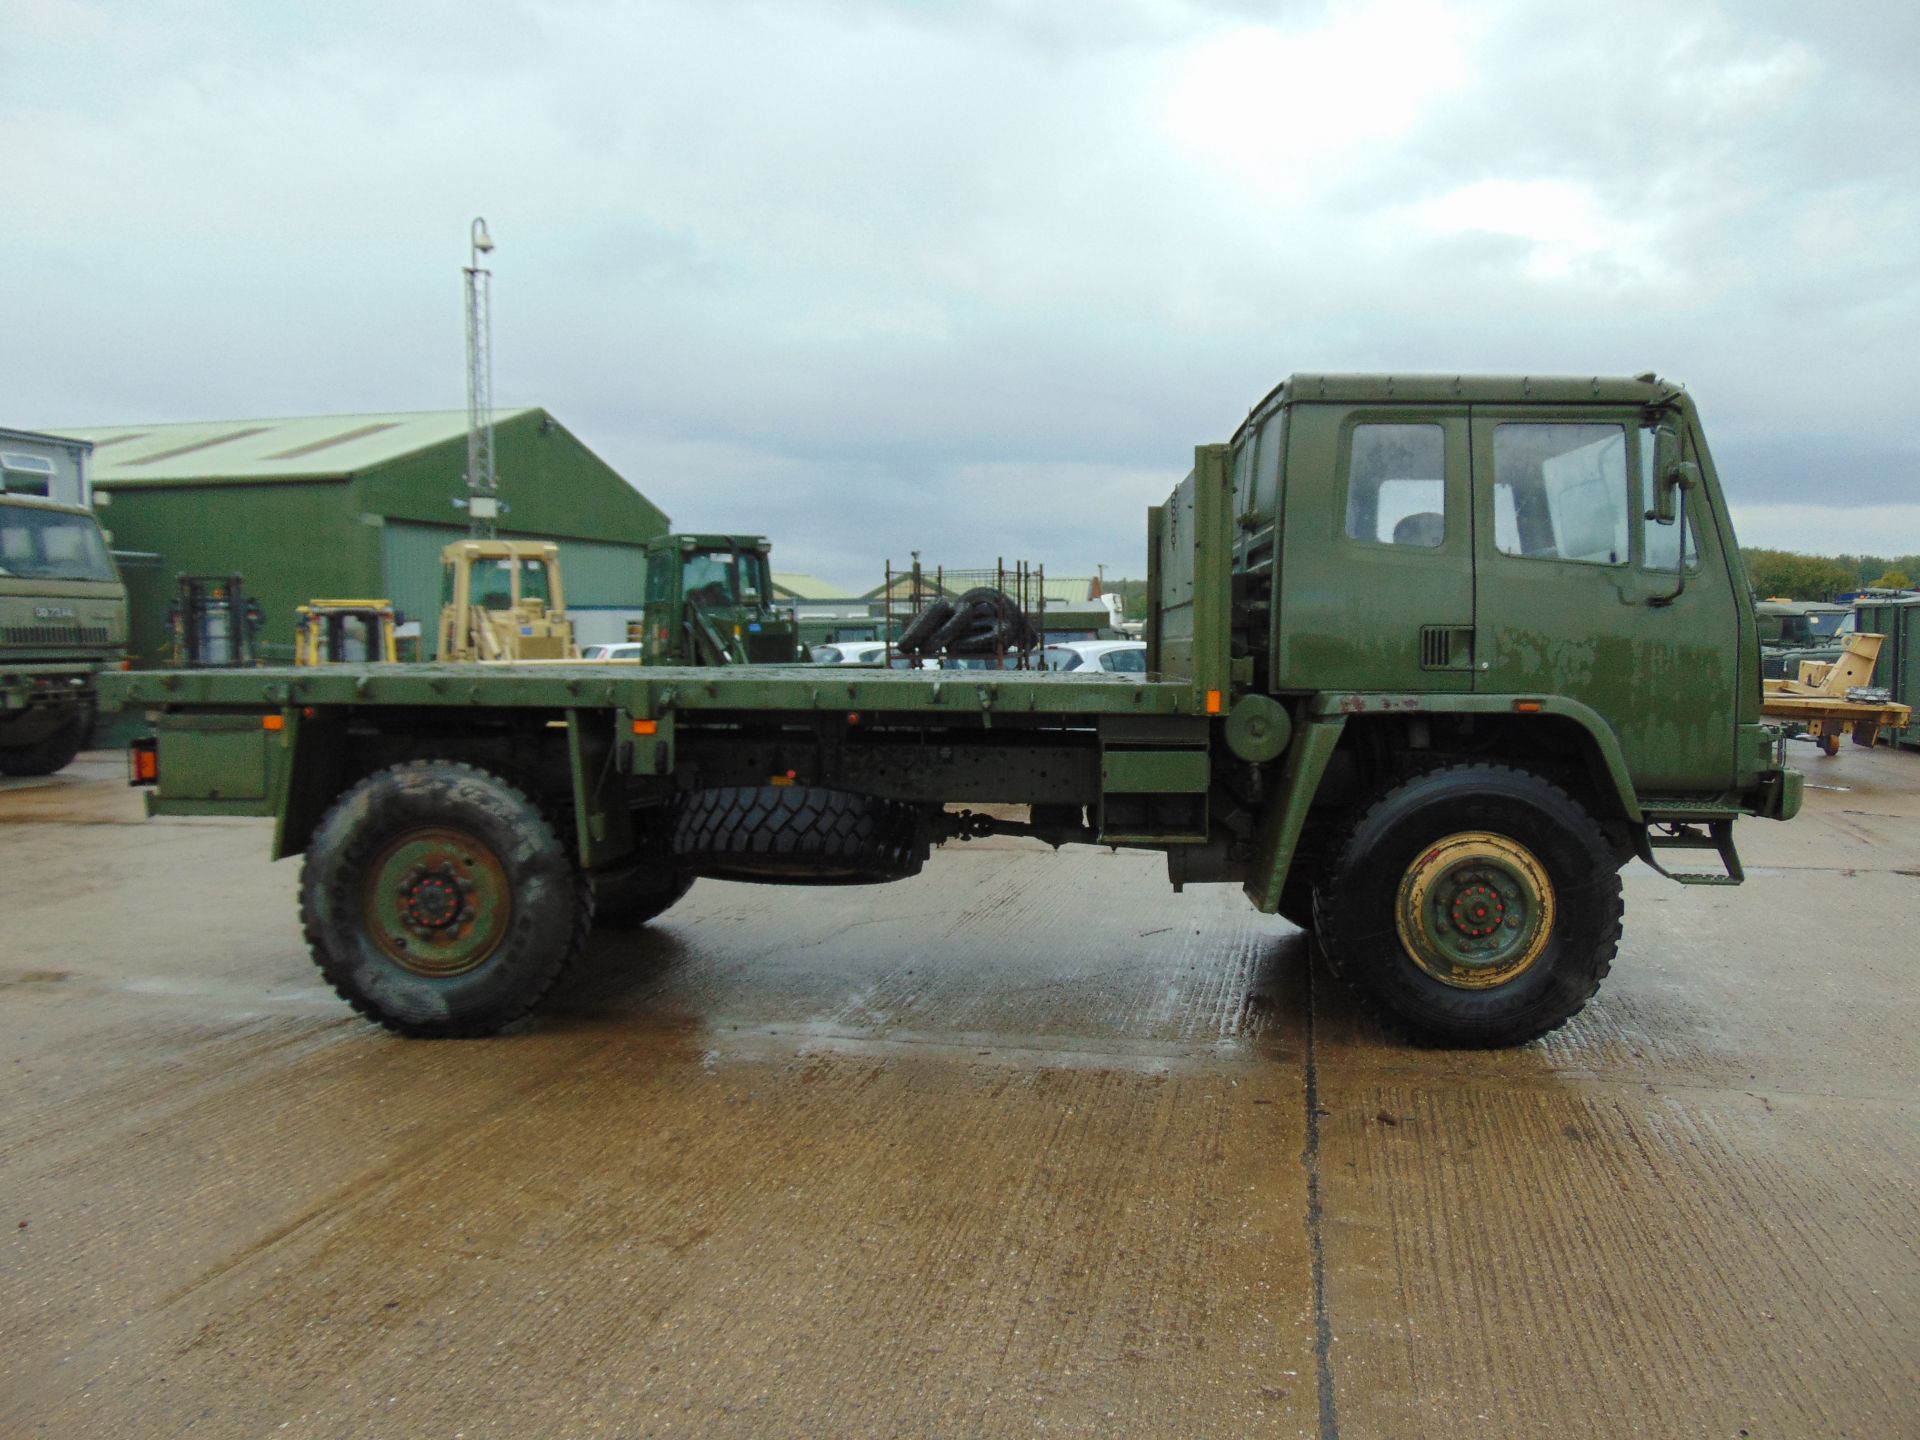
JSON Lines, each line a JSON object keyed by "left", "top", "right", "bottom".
{"left": 0, "top": 706, "right": 92, "bottom": 777}
{"left": 300, "top": 760, "right": 590, "bottom": 1036}
{"left": 1314, "top": 765, "right": 1622, "bottom": 1047}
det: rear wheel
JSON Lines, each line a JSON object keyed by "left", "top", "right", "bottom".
{"left": 1314, "top": 764, "right": 1621, "bottom": 1047}
{"left": 300, "top": 760, "right": 590, "bottom": 1036}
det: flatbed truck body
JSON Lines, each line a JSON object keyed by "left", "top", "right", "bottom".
{"left": 105, "top": 375, "right": 1802, "bottom": 1047}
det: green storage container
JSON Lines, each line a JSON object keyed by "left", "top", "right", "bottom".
{"left": 1854, "top": 596, "right": 1920, "bottom": 750}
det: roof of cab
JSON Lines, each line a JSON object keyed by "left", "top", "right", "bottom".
{"left": 1233, "top": 373, "right": 1684, "bottom": 443}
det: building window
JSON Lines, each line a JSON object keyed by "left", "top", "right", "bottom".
{"left": 1, "top": 453, "right": 56, "bottom": 497}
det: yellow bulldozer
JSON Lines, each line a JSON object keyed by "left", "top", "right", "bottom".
{"left": 436, "top": 539, "right": 578, "bottom": 662}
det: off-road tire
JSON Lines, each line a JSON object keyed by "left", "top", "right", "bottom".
{"left": 0, "top": 706, "right": 91, "bottom": 777}
{"left": 300, "top": 760, "right": 591, "bottom": 1036}
{"left": 592, "top": 870, "right": 695, "bottom": 930}
{"left": 672, "top": 785, "right": 928, "bottom": 885}
{"left": 1313, "top": 764, "right": 1622, "bottom": 1048}
{"left": 895, "top": 600, "right": 954, "bottom": 656}
{"left": 940, "top": 587, "right": 1038, "bottom": 656}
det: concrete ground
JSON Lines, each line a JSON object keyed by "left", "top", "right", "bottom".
{"left": 2, "top": 742, "right": 1914, "bottom": 1439}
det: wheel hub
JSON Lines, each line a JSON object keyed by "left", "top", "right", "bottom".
{"left": 1395, "top": 831, "right": 1555, "bottom": 990}
{"left": 363, "top": 827, "right": 513, "bottom": 977}
{"left": 397, "top": 862, "right": 475, "bottom": 934}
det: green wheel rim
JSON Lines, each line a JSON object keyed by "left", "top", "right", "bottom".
{"left": 1394, "top": 831, "right": 1555, "bottom": 990}
{"left": 363, "top": 826, "right": 513, "bottom": 978}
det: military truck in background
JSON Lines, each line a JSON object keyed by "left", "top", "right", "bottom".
{"left": 1755, "top": 597, "right": 1852, "bottom": 680}
{"left": 0, "top": 495, "right": 126, "bottom": 775}
{"left": 108, "top": 373, "right": 1800, "bottom": 1049}
{"left": 639, "top": 533, "right": 801, "bottom": 665}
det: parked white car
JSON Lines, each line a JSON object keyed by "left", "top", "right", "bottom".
{"left": 581, "top": 643, "right": 646, "bottom": 661}
{"left": 810, "top": 641, "right": 893, "bottom": 665}
{"left": 1041, "top": 640, "right": 1148, "bottom": 673}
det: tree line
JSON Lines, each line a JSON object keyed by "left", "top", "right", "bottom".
{"left": 1742, "top": 550, "right": 1916, "bottom": 601}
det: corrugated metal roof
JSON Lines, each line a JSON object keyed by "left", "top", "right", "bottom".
{"left": 771, "top": 571, "right": 858, "bottom": 601}
{"left": 48, "top": 410, "right": 536, "bottom": 484}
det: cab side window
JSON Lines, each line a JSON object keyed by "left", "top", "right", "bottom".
{"left": 644, "top": 559, "right": 672, "bottom": 604}
{"left": 1345, "top": 423, "right": 1445, "bottom": 547}
{"left": 1253, "top": 410, "right": 1286, "bottom": 515}
{"left": 1491, "top": 423, "right": 1628, "bottom": 565}
{"left": 1231, "top": 438, "right": 1255, "bottom": 516}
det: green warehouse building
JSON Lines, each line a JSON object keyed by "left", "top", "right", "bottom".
{"left": 55, "top": 409, "right": 669, "bottom": 664}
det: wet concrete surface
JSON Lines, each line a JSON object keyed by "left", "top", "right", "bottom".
{"left": 1, "top": 741, "right": 1915, "bottom": 1437}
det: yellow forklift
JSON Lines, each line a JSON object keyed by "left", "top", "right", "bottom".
{"left": 294, "top": 600, "right": 401, "bottom": 666}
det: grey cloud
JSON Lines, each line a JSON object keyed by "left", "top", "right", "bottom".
{"left": 4, "top": 0, "right": 1917, "bottom": 578}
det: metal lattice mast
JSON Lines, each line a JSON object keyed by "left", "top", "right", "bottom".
{"left": 463, "top": 217, "right": 497, "bottom": 538}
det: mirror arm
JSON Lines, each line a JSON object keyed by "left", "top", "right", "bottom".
{"left": 1647, "top": 483, "right": 1689, "bottom": 608}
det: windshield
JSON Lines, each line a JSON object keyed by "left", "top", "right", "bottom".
{"left": 1805, "top": 612, "right": 1848, "bottom": 638}
{"left": 683, "top": 548, "right": 771, "bottom": 607}
{"left": 0, "top": 506, "right": 116, "bottom": 582}
{"left": 683, "top": 552, "right": 736, "bottom": 605}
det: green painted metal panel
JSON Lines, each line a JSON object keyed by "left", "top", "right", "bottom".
{"left": 1101, "top": 748, "right": 1209, "bottom": 793}
{"left": 548, "top": 537, "right": 648, "bottom": 608}
{"left": 1276, "top": 402, "right": 1474, "bottom": 692}
{"left": 95, "top": 479, "right": 381, "bottom": 667}
{"left": 104, "top": 663, "right": 1211, "bottom": 720}
{"left": 1245, "top": 717, "right": 1346, "bottom": 913}
{"left": 353, "top": 411, "right": 668, "bottom": 543}
{"left": 1470, "top": 403, "right": 1738, "bottom": 790}
{"left": 379, "top": 521, "right": 454, "bottom": 647}
{"left": 1857, "top": 599, "right": 1920, "bottom": 750}
{"left": 1150, "top": 445, "right": 1232, "bottom": 700}
{"left": 155, "top": 718, "right": 271, "bottom": 802}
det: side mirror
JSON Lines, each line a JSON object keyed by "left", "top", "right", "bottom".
{"left": 1646, "top": 424, "right": 1697, "bottom": 525}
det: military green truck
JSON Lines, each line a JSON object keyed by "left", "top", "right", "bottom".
{"left": 1, "top": 495, "right": 127, "bottom": 776}
{"left": 104, "top": 374, "right": 1800, "bottom": 1048}
{"left": 1755, "top": 597, "right": 1852, "bottom": 681}
{"left": 640, "top": 533, "right": 802, "bottom": 664}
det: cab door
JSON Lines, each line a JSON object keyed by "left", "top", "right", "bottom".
{"left": 1469, "top": 408, "right": 1737, "bottom": 790}
{"left": 1276, "top": 404, "right": 1476, "bottom": 692}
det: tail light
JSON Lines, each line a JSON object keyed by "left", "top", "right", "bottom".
{"left": 129, "top": 737, "right": 159, "bottom": 787}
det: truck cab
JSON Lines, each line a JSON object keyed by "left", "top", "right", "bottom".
{"left": 1191, "top": 375, "right": 1792, "bottom": 936}
{"left": 0, "top": 495, "right": 127, "bottom": 775}
{"left": 641, "top": 533, "right": 800, "bottom": 665}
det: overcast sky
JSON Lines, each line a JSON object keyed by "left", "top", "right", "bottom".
{"left": 5, "top": 0, "right": 1916, "bottom": 588}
